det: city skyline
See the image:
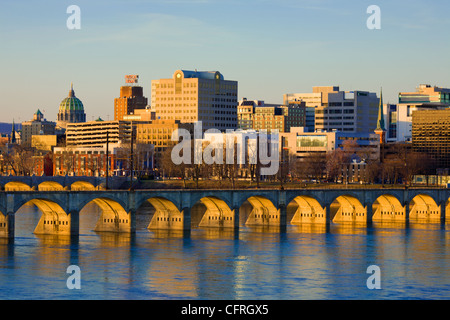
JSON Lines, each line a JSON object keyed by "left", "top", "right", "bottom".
{"left": 1, "top": 0, "right": 450, "bottom": 123}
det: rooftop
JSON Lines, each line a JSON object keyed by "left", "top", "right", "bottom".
{"left": 179, "top": 70, "right": 224, "bottom": 81}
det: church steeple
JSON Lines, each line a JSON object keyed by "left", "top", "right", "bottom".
{"left": 376, "top": 88, "right": 385, "bottom": 130}
{"left": 374, "top": 88, "right": 386, "bottom": 145}
{"left": 11, "top": 119, "right": 16, "bottom": 144}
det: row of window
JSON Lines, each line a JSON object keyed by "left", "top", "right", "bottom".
{"left": 43, "top": 220, "right": 68, "bottom": 225}
{"left": 156, "top": 217, "right": 182, "bottom": 222}
{"left": 254, "top": 214, "right": 278, "bottom": 219}
{"left": 329, "top": 102, "right": 355, "bottom": 107}
{"left": 208, "top": 216, "right": 233, "bottom": 221}
{"left": 315, "top": 122, "right": 355, "bottom": 126}
{"left": 103, "top": 218, "right": 128, "bottom": 223}
{"left": 341, "top": 212, "right": 365, "bottom": 216}
{"left": 299, "top": 213, "right": 324, "bottom": 218}
{"left": 316, "top": 109, "right": 355, "bottom": 114}
{"left": 316, "top": 116, "right": 355, "bottom": 120}
{"left": 152, "top": 82, "right": 237, "bottom": 90}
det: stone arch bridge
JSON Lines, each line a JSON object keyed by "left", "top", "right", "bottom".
{"left": 0, "top": 176, "right": 127, "bottom": 191}
{"left": 0, "top": 188, "right": 449, "bottom": 239}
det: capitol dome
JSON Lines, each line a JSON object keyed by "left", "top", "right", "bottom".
{"left": 59, "top": 84, "right": 84, "bottom": 112}
{"left": 57, "top": 83, "right": 86, "bottom": 129}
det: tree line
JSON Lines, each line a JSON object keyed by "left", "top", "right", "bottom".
{"left": 157, "top": 139, "right": 438, "bottom": 188}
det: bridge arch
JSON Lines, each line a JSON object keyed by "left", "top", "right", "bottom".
{"left": 240, "top": 195, "right": 279, "bottom": 226}
{"left": 190, "top": 192, "right": 233, "bottom": 214}
{"left": 71, "top": 181, "right": 96, "bottom": 191}
{"left": 289, "top": 196, "right": 326, "bottom": 225}
{"left": 78, "top": 197, "right": 130, "bottom": 233}
{"left": 38, "top": 181, "right": 65, "bottom": 191}
{"left": 191, "top": 196, "right": 234, "bottom": 228}
{"left": 143, "top": 197, "right": 183, "bottom": 230}
{"left": 14, "top": 198, "right": 70, "bottom": 236}
{"left": 409, "top": 194, "right": 440, "bottom": 222}
{"left": 77, "top": 194, "right": 129, "bottom": 216}
{"left": 372, "top": 194, "right": 405, "bottom": 222}
{"left": 329, "top": 195, "right": 366, "bottom": 223}
{"left": 4, "top": 182, "right": 31, "bottom": 191}
{"left": 236, "top": 192, "right": 278, "bottom": 213}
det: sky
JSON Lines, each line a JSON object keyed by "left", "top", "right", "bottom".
{"left": 1, "top": 0, "right": 449, "bottom": 123}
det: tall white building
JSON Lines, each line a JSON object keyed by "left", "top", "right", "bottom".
{"left": 284, "top": 86, "right": 380, "bottom": 134}
{"left": 151, "top": 70, "right": 238, "bottom": 131}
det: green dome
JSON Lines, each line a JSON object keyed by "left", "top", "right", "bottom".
{"left": 59, "top": 97, "right": 84, "bottom": 111}
{"left": 59, "top": 83, "right": 84, "bottom": 112}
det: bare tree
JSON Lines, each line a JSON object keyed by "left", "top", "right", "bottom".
{"left": 326, "top": 149, "right": 345, "bottom": 182}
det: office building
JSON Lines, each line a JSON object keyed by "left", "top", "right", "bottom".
{"left": 21, "top": 109, "right": 56, "bottom": 146}
{"left": 65, "top": 119, "right": 141, "bottom": 148}
{"left": 135, "top": 119, "right": 194, "bottom": 168}
{"left": 31, "top": 135, "right": 57, "bottom": 152}
{"left": 281, "top": 127, "right": 380, "bottom": 161}
{"left": 284, "top": 86, "right": 380, "bottom": 134}
{"left": 114, "top": 75, "right": 148, "bottom": 121}
{"left": 151, "top": 70, "right": 238, "bottom": 131}
{"left": 202, "top": 129, "right": 279, "bottom": 178}
{"left": 388, "top": 84, "right": 450, "bottom": 142}
{"left": 237, "top": 99, "right": 306, "bottom": 133}
{"left": 284, "top": 87, "right": 332, "bottom": 132}
{"left": 412, "top": 109, "right": 450, "bottom": 170}
{"left": 54, "top": 143, "right": 154, "bottom": 177}
{"left": 54, "top": 144, "right": 118, "bottom": 177}
{"left": 56, "top": 118, "right": 155, "bottom": 177}
{"left": 382, "top": 103, "right": 399, "bottom": 143}
{"left": 281, "top": 127, "right": 380, "bottom": 183}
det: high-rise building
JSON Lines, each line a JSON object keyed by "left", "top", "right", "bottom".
{"left": 57, "top": 83, "right": 86, "bottom": 129}
{"left": 412, "top": 109, "right": 450, "bottom": 170}
{"left": 284, "top": 86, "right": 338, "bottom": 133}
{"left": 114, "top": 76, "right": 148, "bottom": 121}
{"left": 237, "top": 99, "right": 306, "bottom": 132}
{"left": 388, "top": 84, "right": 450, "bottom": 142}
{"left": 399, "top": 84, "right": 450, "bottom": 105}
{"left": 284, "top": 86, "right": 380, "bottom": 134}
{"left": 65, "top": 119, "right": 138, "bottom": 147}
{"left": 383, "top": 103, "right": 398, "bottom": 143}
{"left": 151, "top": 70, "right": 238, "bottom": 131}
{"left": 135, "top": 119, "right": 194, "bottom": 168}
{"left": 21, "top": 109, "right": 56, "bottom": 146}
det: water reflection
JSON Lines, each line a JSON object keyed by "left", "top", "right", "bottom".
{"left": 0, "top": 205, "right": 449, "bottom": 300}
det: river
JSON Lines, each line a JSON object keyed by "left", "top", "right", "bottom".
{"left": 0, "top": 203, "right": 449, "bottom": 300}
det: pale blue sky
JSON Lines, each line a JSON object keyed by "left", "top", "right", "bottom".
{"left": 1, "top": 0, "right": 449, "bottom": 123}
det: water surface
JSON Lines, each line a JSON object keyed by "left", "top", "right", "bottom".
{"left": 0, "top": 203, "right": 449, "bottom": 300}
